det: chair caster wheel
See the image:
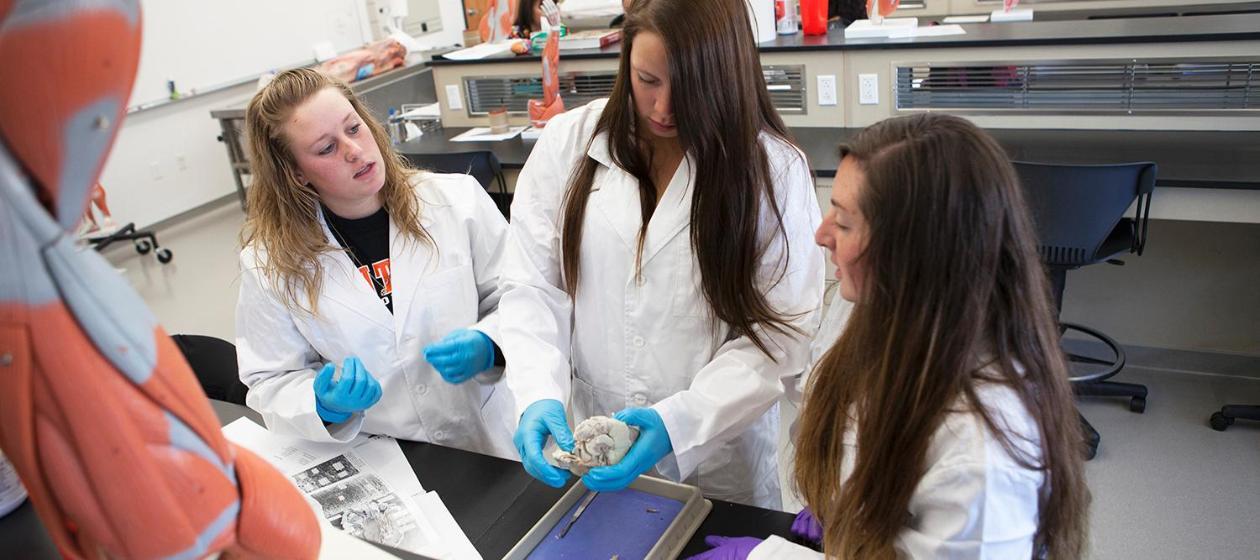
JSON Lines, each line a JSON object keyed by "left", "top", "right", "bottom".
{"left": 1129, "top": 397, "right": 1146, "bottom": 413}
{"left": 156, "top": 247, "right": 173, "bottom": 264}
{"left": 135, "top": 239, "right": 152, "bottom": 254}
{"left": 1210, "top": 412, "right": 1232, "bottom": 432}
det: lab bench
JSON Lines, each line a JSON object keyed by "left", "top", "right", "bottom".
{"left": 0, "top": 401, "right": 798, "bottom": 559}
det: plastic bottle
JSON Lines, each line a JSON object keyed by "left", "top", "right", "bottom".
{"left": 776, "top": 0, "right": 799, "bottom": 35}
{"left": 387, "top": 108, "right": 403, "bottom": 145}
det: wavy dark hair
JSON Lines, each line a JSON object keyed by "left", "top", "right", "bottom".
{"left": 558, "top": 0, "right": 799, "bottom": 356}
{"left": 794, "top": 113, "right": 1090, "bottom": 559}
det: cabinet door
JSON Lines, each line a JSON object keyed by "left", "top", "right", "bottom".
{"left": 464, "top": 0, "right": 496, "bottom": 30}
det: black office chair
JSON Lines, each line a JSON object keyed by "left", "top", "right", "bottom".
{"left": 1015, "top": 161, "right": 1157, "bottom": 460}
{"left": 1210, "top": 404, "right": 1260, "bottom": 431}
{"left": 171, "top": 334, "right": 248, "bottom": 406}
{"left": 403, "top": 151, "right": 511, "bottom": 218}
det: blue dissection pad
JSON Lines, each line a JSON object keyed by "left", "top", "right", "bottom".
{"left": 526, "top": 489, "right": 685, "bottom": 560}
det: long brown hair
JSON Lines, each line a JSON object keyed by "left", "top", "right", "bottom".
{"left": 559, "top": 0, "right": 799, "bottom": 356}
{"left": 794, "top": 113, "right": 1089, "bottom": 558}
{"left": 241, "top": 68, "right": 429, "bottom": 314}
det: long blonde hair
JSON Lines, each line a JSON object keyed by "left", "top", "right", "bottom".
{"left": 794, "top": 114, "right": 1089, "bottom": 559}
{"left": 241, "top": 68, "right": 429, "bottom": 314}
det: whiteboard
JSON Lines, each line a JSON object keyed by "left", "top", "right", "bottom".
{"left": 129, "top": 0, "right": 370, "bottom": 109}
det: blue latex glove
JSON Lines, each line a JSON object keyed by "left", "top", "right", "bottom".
{"left": 685, "top": 536, "right": 764, "bottom": 560}
{"left": 313, "top": 356, "right": 382, "bottom": 424}
{"left": 423, "top": 328, "right": 495, "bottom": 384}
{"left": 791, "top": 507, "right": 823, "bottom": 544}
{"left": 581, "top": 408, "right": 672, "bottom": 492}
{"left": 514, "top": 399, "right": 575, "bottom": 488}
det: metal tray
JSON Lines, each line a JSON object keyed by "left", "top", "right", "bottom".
{"left": 503, "top": 476, "right": 712, "bottom": 560}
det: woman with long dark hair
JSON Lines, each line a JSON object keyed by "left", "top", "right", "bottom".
{"left": 498, "top": 0, "right": 824, "bottom": 508}
{"left": 692, "top": 113, "right": 1090, "bottom": 558}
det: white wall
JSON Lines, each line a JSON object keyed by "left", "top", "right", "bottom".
{"left": 420, "top": 0, "right": 469, "bottom": 49}
{"left": 99, "top": 83, "right": 256, "bottom": 229}
{"left": 101, "top": 0, "right": 464, "bottom": 229}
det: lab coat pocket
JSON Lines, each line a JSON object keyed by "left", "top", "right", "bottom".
{"left": 412, "top": 263, "right": 478, "bottom": 341}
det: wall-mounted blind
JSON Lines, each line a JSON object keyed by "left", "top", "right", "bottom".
{"left": 895, "top": 59, "right": 1258, "bottom": 114}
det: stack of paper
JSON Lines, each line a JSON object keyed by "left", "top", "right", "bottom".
{"left": 991, "top": 8, "right": 1034, "bottom": 22}
{"left": 451, "top": 126, "right": 529, "bottom": 142}
{"left": 223, "top": 418, "right": 481, "bottom": 560}
{"left": 888, "top": 24, "right": 967, "bottom": 39}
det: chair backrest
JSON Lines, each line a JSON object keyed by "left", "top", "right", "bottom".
{"left": 171, "top": 334, "right": 248, "bottom": 405}
{"left": 404, "top": 150, "right": 504, "bottom": 191}
{"left": 403, "top": 150, "right": 510, "bottom": 217}
{"left": 1014, "top": 161, "right": 1156, "bottom": 267}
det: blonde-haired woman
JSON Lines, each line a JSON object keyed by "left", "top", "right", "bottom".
{"left": 235, "top": 68, "right": 516, "bottom": 458}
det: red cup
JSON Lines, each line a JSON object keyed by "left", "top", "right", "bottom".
{"left": 800, "top": 0, "right": 828, "bottom": 36}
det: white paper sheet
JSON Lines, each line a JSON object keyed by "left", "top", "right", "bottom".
{"left": 400, "top": 103, "right": 442, "bottom": 119}
{"left": 223, "top": 418, "right": 481, "bottom": 560}
{"left": 450, "top": 126, "right": 529, "bottom": 142}
{"left": 442, "top": 42, "right": 518, "bottom": 61}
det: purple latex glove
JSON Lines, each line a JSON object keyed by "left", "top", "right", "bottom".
{"left": 791, "top": 507, "right": 824, "bottom": 544}
{"left": 685, "top": 536, "right": 763, "bottom": 560}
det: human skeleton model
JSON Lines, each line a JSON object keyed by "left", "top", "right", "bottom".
{"left": 0, "top": 2, "right": 319, "bottom": 557}
{"left": 552, "top": 416, "right": 639, "bottom": 476}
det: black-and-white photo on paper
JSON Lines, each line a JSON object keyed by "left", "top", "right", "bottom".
{"left": 292, "top": 452, "right": 427, "bottom": 551}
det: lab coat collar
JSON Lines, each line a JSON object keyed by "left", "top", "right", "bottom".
{"left": 587, "top": 131, "right": 696, "bottom": 267}
{"left": 640, "top": 155, "right": 694, "bottom": 267}
{"left": 389, "top": 202, "right": 437, "bottom": 345}
{"left": 586, "top": 130, "right": 614, "bottom": 168}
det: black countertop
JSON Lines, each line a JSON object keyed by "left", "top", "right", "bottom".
{"left": 399, "top": 126, "right": 1260, "bottom": 190}
{"left": 430, "top": 12, "right": 1260, "bottom": 66}
{"left": 0, "top": 401, "right": 799, "bottom": 559}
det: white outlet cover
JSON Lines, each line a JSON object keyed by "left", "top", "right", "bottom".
{"left": 817, "top": 75, "right": 837, "bottom": 106}
{"left": 859, "top": 73, "right": 879, "bottom": 105}
{"left": 445, "top": 84, "right": 463, "bottom": 111}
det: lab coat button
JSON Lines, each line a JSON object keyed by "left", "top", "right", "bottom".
{"left": 416, "top": 384, "right": 428, "bottom": 395}
{"left": 633, "top": 393, "right": 648, "bottom": 406}
{"left": 632, "top": 336, "right": 645, "bottom": 348}
{"left": 433, "top": 430, "right": 446, "bottom": 440}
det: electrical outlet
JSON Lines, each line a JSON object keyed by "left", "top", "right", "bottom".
{"left": 858, "top": 73, "right": 879, "bottom": 105}
{"left": 175, "top": 155, "right": 188, "bottom": 172}
{"left": 816, "top": 75, "right": 837, "bottom": 106}
{"left": 149, "top": 161, "right": 163, "bottom": 181}
{"left": 445, "top": 84, "right": 463, "bottom": 111}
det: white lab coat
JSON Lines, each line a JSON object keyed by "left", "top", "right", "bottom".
{"left": 236, "top": 173, "right": 518, "bottom": 459}
{"left": 760, "top": 379, "right": 1046, "bottom": 559}
{"left": 498, "top": 99, "right": 825, "bottom": 508}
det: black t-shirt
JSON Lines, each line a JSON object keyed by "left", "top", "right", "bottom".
{"left": 324, "top": 205, "right": 393, "bottom": 313}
